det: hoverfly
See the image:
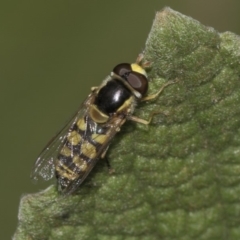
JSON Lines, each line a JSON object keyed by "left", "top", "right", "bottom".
{"left": 31, "top": 54, "right": 176, "bottom": 195}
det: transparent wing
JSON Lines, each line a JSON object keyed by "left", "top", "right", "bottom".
{"left": 31, "top": 97, "right": 90, "bottom": 182}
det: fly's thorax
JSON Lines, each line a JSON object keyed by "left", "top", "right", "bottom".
{"left": 89, "top": 79, "right": 136, "bottom": 124}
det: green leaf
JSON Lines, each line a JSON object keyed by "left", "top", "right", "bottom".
{"left": 14, "top": 7, "right": 240, "bottom": 240}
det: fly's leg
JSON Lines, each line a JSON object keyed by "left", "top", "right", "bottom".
{"left": 128, "top": 111, "right": 167, "bottom": 125}
{"left": 105, "top": 157, "right": 115, "bottom": 174}
{"left": 141, "top": 80, "right": 178, "bottom": 102}
{"left": 129, "top": 80, "right": 178, "bottom": 125}
{"left": 101, "top": 147, "right": 115, "bottom": 174}
{"left": 105, "top": 157, "right": 111, "bottom": 169}
{"left": 136, "top": 53, "right": 151, "bottom": 68}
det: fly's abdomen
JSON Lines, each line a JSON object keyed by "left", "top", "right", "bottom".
{"left": 55, "top": 117, "right": 109, "bottom": 191}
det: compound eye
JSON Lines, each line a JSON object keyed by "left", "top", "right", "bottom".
{"left": 113, "top": 63, "right": 131, "bottom": 77}
{"left": 126, "top": 71, "right": 148, "bottom": 96}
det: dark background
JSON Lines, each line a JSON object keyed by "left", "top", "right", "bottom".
{"left": 1, "top": 1, "right": 240, "bottom": 239}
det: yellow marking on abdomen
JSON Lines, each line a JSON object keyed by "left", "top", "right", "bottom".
{"left": 92, "top": 133, "right": 108, "bottom": 144}
{"left": 72, "top": 155, "right": 88, "bottom": 172}
{"left": 60, "top": 146, "right": 72, "bottom": 157}
{"left": 81, "top": 141, "right": 97, "bottom": 159}
{"left": 77, "top": 118, "right": 86, "bottom": 131}
{"left": 55, "top": 164, "right": 79, "bottom": 181}
{"left": 67, "top": 130, "right": 81, "bottom": 145}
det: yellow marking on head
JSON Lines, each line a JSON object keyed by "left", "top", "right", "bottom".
{"left": 92, "top": 133, "right": 108, "bottom": 144}
{"left": 67, "top": 131, "right": 81, "bottom": 145}
{"left": 72, "top": 156, "right": 88, "bottom": 172}
{"left": 81, "top": 141, "right": 97, "bottom": 159}
{"left": 60, "top": 146, "right": 72, "bottom": 157}
{"left": 76, "top": 118, "right": 86, "bottom": 131}
{"left": 131, "top": 63, "right": 147, "bottom": 77}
